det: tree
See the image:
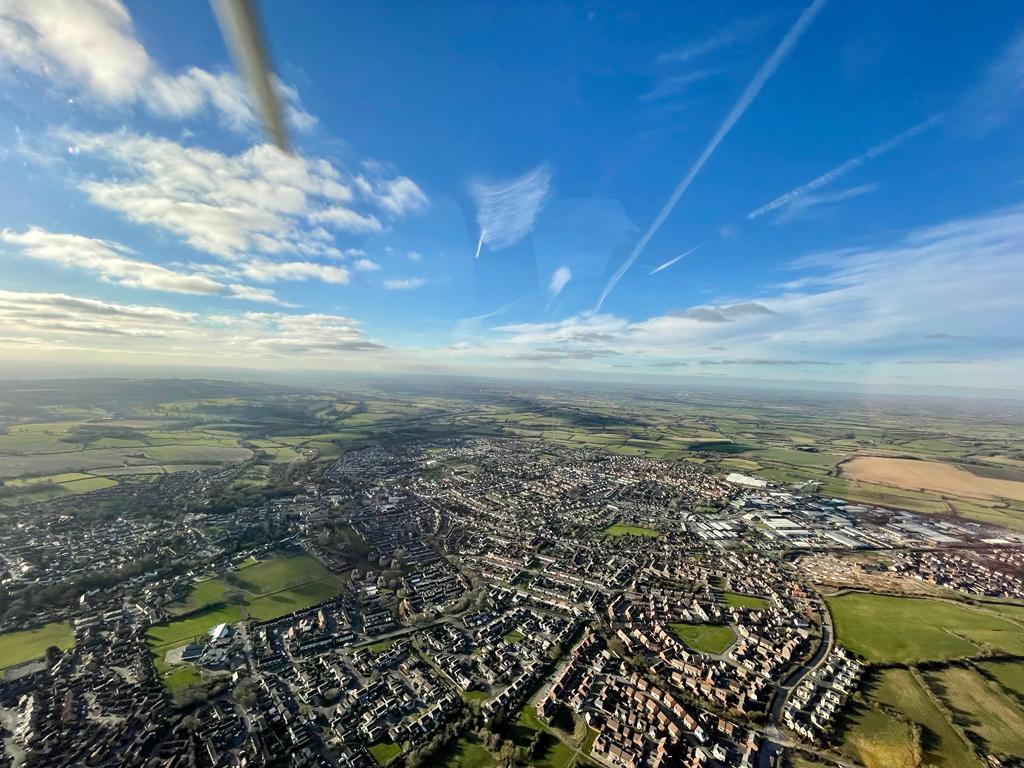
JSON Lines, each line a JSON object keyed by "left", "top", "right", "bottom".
{"left": 495, "top": 740, "right": 519, "bottom": 766}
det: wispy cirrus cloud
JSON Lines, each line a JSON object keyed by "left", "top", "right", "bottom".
{"left": 748, "top": 116, "right": 939, "bottom": 220}
{"left": 771, "top": 182, "right": 880, "bottom": 223}
{"left": 657, "top": 17, "right": 767, "bottom": 64}
{"left": 503, "top": 345, "right": 619, "bottom": 361}
{"left": 471, "top": 164, "right": 551, "bottom": 258}
{"left": 549, "top": 266, "right": 572, "bottom": 297}
{"left": 0, "top": 0, "right": 314, "bottom": 133}
{"left": 596, "top": 0, "right": 827, "bottom": 310}
{"left": 383, "top": 277, "right": 426, "bottom": 291}
{"left": 638, "top": 70, "right": 719, "bottom": 102}
{"left": 957, "top": 25, "right": 1024, "bottom": 135}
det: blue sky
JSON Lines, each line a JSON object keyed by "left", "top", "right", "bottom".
{"left": 1, "top": 1, "right": 1023, "bottom": 393}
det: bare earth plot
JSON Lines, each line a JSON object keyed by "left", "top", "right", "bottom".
{"left": 841, "top": 456, "right": 1024, "bottom": 501}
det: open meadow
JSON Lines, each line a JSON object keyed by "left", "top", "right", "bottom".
{"left": 669, "top": 622, "right": 735, "bottom": 655}
{"left": 925, "top": 666, "right": 1024, "bottom": 759}
{"left": 826, "top": 592, "right": 1024, "bottom": 663}
{"left": 0, "top": 621, "right": 74, "bottom": 672}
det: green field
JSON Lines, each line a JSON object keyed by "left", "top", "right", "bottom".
{"left": 509, "top": 705, "right": 576, "bottom": 768}
{"left": 978, "top": 660, "right": 1024, "bottom": 697}
{"left": 723, "top": 591, "right": 770, "bottom": 610}
{"left": 603, "top": 523, "right": 659, "bottom": 538}
{"left": 926, "top": 666, "right": 1024, "bottom": 758}
{"left": 437, "top": 735, "right": 496, "bottom": 768}
{"left": 0, "top": 621, "right": 74, "bottom": 671}
{"left": 168, "top": 578, "right": 233, "bottom": 616}
{"left": 869, "top": 668, "right": 980, "bottom": 768}
{"left": 840, "top": 703, "right": 921, "bottom": 768}
{"left": 827, "top": 593, "right": 1024, "bottom": 663}
{"left": 147, "top": 553, "right": 344, "bottom": 688}
{"left": 368, "top": 739, "right": 402, "bottom": 765}
{"left": 147, "top": 604, "right": 246, "bottom": 652}
{"left": 669, "top": 622, "right": 735, "bottom": 654}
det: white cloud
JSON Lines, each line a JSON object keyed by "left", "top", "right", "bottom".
{"left": 309, "top": 207, "right": 383, "bottom": 234}
{"left": 0, "top": 226, "right": 278, "bottom": 302}
{"left": 549, "top": 266, "right": 572, "bottom": 297}
{"left": 0, "top": 288, "right": 195, "bottom": 340}
{"left": 383, "top": 277, "right": 426, "bottom": 290}
{"left": 0, "top": 0, "right": 314, "bottom": 133}
{"left": 0, "top": 288, "right": 385, "bottom": 357}
{"left": 471, "top": 164, "right": 551, "bottom": 258}
{"left": 238, "top": 260, "right": 350, "bottom": 285}
{"left": 482, "top": 205, "right": 1024, "bottom": 380}
{"left": 368, "top": 176, "right": 429, "bottom": 216}
{"left": 353, "top": 258, "right": 381, "bottom": 271}
{"left": 62, "top": 130, "right": 419, "bottom": 262}
{"left": 224, "top": 283, "right": 282, "bottom": 304}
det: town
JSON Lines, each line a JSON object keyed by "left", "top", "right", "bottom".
{"left": 3, "top": 434, "right": 1024, "bottom": 768}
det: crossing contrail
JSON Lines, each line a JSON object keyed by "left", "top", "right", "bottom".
{"left": 747, "top": 113, "right": 941, "bottom": 220}
{"left": 595, "top": 0, "right": 827, "bottom": 311}
{"left": 649, "top": 244, "right": 701, "bottom": 275}
{"left": 473, "top": 229, "right": 486, "bottom": 260}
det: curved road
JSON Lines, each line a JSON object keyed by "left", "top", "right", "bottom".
{"left": 758, "top": 598, "right": 834, "bottom": 768}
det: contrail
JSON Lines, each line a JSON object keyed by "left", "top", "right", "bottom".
{"left": 649, "top": 244, "right": 701, "bottom": 275}
{"left": 747, "top": 113, "right": 942, "bottom": 220}
{"left": 595, "top": 0, "right": 826, "bottom": 312}
{"left": 473, "top": 229, "right": 486, "bottom": 260}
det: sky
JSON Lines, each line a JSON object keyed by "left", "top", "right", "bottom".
{"left": 1, "top": 0, "right": 1023, "bottom": 395}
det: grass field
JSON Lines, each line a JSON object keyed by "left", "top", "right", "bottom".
{"left": 603, "top": 523, "right": 659, "bottom": 538}
{"left": 147, "top": 604, "right": 246, "bottom": 652}
{"left": 0, "top": 621, "right": 74, "bottom": 671}
{"left": 168, "top": 579, "right": 233, "bottom": 616}
{"left": 669, "top": 622, "right": 735, "bottom": 654}
{"left": 437, "top": 735, "right": 496, "bottom": 768}
{"left": 147, "top": 552, "right": 343, "bottom": 688}
{"left": 926, "top": 666, "right": 1024, "bottom": 758}
{"left": 840, "top": 703, "right": 921, "bottom": 768}
{"left": 368, "top": 739, "right": 402, "bottom": 765}
{"left": 869, "top": 668, "right": 980, "bottom": 768}
{"left": 509, "top": 705, "right": 575, "bottom": 768}
{"left": 723, "top": 591, "right": 770, "bottom": 610}
{"left": 827, "top": 593, "right": 1024, "bottom": 663}
{"left": 977, "top": 660, "right": 1024, "bottom": 697}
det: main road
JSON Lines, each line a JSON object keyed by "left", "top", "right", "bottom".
{"left": 758, "top": 597, "right": 835, "bottom": 768}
